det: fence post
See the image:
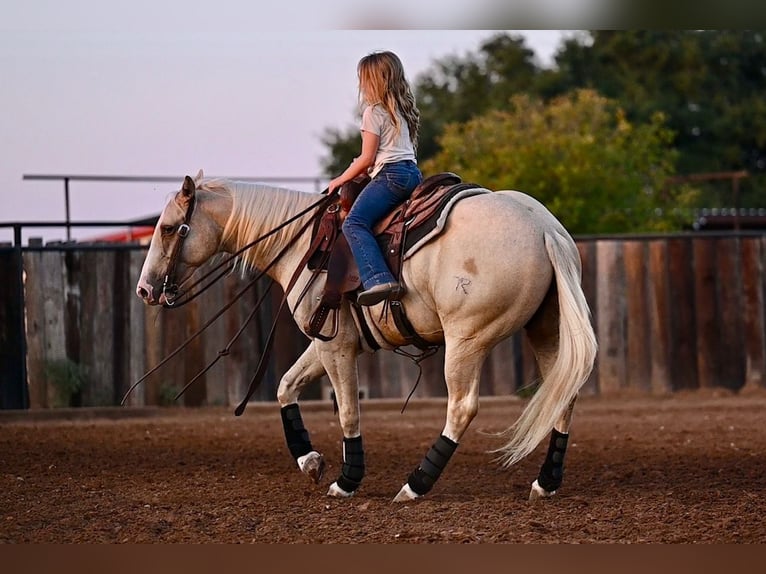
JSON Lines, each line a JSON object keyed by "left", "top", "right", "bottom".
{"left": 0, "top": 226, "right": 29, "bottom": 409}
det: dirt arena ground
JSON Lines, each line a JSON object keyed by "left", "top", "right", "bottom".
{"left": 1, "top": 390, "right": 764, "bottom": 544}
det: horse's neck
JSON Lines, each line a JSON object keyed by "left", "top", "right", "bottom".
{"left": 221, "top": 183, "right": 317, "bottom": 284}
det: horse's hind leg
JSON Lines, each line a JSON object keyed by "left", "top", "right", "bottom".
{"left": 524, "top": 286, "right": 577, "bottom": 501}
{"left": 393, "top": 338, "right": 488, "bottom": 502}
{"left": 528, "top": 395, "right": 577, "bottom": 501}
{"left": 276, "top": 341, "right": 327, "bottom": 484}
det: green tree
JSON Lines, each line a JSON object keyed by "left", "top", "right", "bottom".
{"left": 320, "top": 125, "right": 362, "bottom": 180}
{"left": 320, "top": 30, "right": 766, "bottom": 210}
{"left": 415, "top": 33, "right": 541, "bottom": 162}
{"left": 552, "top": 30, "right": 766, "bottom": 204}
{"left": 422, "top": 90, "right": 698, "bottom": 234}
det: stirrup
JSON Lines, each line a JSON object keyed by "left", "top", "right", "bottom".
{"left": 356, "top": 282, "right": 402, "bottom": 306}
{"left": 304, "top": 302, "right": 340, "bottom": 341}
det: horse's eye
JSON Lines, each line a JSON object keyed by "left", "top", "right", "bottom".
{"left": 161, "top": 225, "right": 175, "bottom": 236}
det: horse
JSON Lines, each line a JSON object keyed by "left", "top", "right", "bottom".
{"left": 135, "top": 170, "right": 598, "bottom": 502}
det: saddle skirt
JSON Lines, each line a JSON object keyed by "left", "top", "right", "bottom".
{"left": 303, "top": 172, "right": 489, "bottom": 346}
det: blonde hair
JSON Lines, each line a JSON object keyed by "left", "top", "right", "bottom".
{"left": 357, "top": 51, "right": 420, "bottom": 150}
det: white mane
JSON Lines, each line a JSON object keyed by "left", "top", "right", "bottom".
{"left": 199, "top": 177, "right": 318, "bottom": 273}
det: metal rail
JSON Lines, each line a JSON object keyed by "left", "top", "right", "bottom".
{"left": 22, "top": 174, "right": 327, "bottom": 241}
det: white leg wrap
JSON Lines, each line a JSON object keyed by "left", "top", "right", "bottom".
{"left": 529, "top": 478, "right": 556, "bottom": 501}
{"left": 327, "top": 481, "right": 355, "bottom": 498}
{"left": 392, "top": 482, "right": 420, "bottom": 503}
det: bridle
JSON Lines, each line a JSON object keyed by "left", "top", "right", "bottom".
{"left": 124, "top": 180, "right": 340, "bottom": 409}
{"left": 157, "top": 180, "right": 336, "bottom": 309}
{"left": 161, "top": 186, "right": 197, "bottom": 306}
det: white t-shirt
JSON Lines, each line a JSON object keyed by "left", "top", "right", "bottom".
{"left": 361, "top": 104, "right": 417, "bottom": 177}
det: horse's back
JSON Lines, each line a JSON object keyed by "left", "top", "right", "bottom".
{"left": 493, "top": 190, "right": 575, "bottom": 239}
{"left": 401, "top": 189, "right": 563, "bottom": 341}
{"left": 443, "top": 188, "right": 572, "bottom": 250}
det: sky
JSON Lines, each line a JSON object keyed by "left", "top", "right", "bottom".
{"left": 0, "top": 1, "right": 575, "bottom": 243}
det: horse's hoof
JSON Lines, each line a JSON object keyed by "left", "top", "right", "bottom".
{"left": 529, "top": 479, "right": 556, "bottom": 501}
{"left": 392, "top": 483, "right": 420, "bottom": 503}
{"left": 297, "top": 451, "right": 325, "bottom": 485}
{"left": 326, "top": 481, "right": 355, "bottom": 498}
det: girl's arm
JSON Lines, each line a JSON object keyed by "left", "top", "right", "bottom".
{"left": 328, "top": 130, "right": 379, "bottom": 193}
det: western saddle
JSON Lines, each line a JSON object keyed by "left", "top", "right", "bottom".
{"left": 303, "top": 172, "right": 481, "bottom": 350}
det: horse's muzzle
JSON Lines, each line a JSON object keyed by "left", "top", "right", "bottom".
{"left": 136, "top": 278, "right": 158, "bottom": 305}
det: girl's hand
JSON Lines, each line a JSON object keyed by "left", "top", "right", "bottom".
{"left": 328, "top": 177, "right": 345, "bottom": 193}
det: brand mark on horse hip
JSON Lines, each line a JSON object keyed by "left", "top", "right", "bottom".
{"left": 455, "top": 276, "right": 471, "bottom": 294}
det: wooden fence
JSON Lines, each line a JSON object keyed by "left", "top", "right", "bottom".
{"left": 3, "top": 232, "right": 766, "bottom": 409}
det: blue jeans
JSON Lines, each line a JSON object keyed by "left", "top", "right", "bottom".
{"left": 342, "top": 160, "right": 422, "bottom": 288}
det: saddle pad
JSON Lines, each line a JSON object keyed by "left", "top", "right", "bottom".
{"left": 399, "top": 186, "right": 491, "bottom": 261}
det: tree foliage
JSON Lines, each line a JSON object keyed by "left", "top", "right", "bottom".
{"left": 319, "top": 30, "right": 766, "bottom": 231}
{"left": 422, "top": 90, "right": 697, "bottom": 234}
{"left": 414, "top": 33, "right": 541, "bottom": 161}
{"left": 320, "top": 125, "right": 362, "bottom": 178}
{"left": 551, "top": 30, "right": 766, "bottom": 181}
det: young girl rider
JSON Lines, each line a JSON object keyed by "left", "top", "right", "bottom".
{"left": 328, "top": 51, "right": 422, "bottom": 306}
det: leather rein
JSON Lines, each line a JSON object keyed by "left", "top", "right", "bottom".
{"left": 160, "top": 186, "right": 337, "bottom": 309}
{"left": 122, "top": 185, "right": 339, "bottom": 412}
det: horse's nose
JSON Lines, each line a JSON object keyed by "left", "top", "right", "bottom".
{"left": 136, "top": 279, "right": 155, "bottom": 304}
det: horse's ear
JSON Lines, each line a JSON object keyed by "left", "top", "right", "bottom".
{"left": 182, "top": 175, "right": 196, "bottom": 198}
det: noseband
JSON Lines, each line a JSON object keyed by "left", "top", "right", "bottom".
{"left": 162, "top": 188, "right": 197, "bottom": 306}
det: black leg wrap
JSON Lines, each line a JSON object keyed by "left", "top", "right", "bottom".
{"left": 280, "top": 404, "right": 313, "bottom": 460}
{"left": 336, "top": 436, "right": 365, "bottom": 493}
{"left": 407, "top": 435, "right": 458, "bottom": 496}
{"left": 537, "top": 429, "right": 569, "bottom": 492}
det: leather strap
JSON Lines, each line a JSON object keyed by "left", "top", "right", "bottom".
{"left": 350, "top": 302, "right": 381, "bottom": 352}
{"left": 305, "top": 216, "right": 362, "bottom": 339}
{"left": 389, "top": 299, "right": 437, "bottom": 351}
{"left": 162, "top": 183, "right": 197, "bottom": 304}
{"left": 234, "top": 203, "right": 336, "bottom": 416}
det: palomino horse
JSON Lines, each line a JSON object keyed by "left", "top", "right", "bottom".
{"left": 135, "top": 170, "right": 597, "bottom": 502}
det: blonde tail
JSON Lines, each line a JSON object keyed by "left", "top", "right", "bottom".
{"left": 495, "top": 231, "right": 598, "bottom": 467}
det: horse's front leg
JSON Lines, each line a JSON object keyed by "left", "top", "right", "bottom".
{"left": 313, "top": 338, "right": 365, "bottom": 498}
{"left": 393, "top": 339, "right": 488, "bottom": 502}
{"left": 276, "top": 341, "right": 328, "bottom": 484}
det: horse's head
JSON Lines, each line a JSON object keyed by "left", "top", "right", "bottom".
{"left": 136, "top": 170, "right": 226, "bottom": 306}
